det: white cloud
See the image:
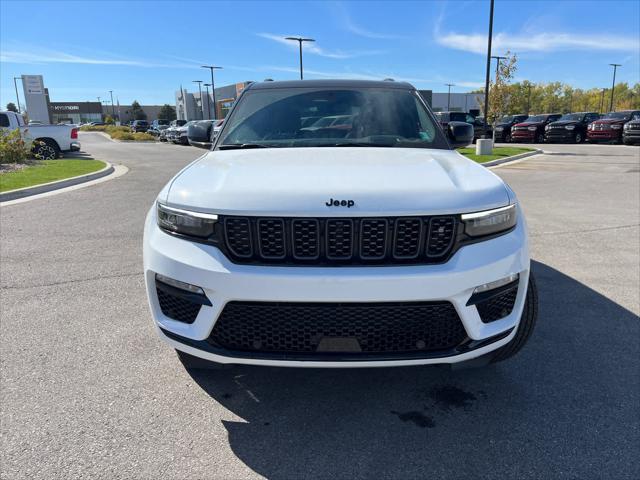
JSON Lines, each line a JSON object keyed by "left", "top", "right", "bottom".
{"left": 0, "top": 47, "right": 199, "bottom": 68}
{"left": 335, "top": 3, "right": 405, "bottom": 40}
{"left": 435, "top": 30, "right": 640, "bottom": 55}
{"left": 256, "top": 33, "right": 385, "bottom": 59}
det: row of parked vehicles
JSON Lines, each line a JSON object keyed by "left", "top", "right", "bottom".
{"left": 436, "top": 110, "right": 640, "bottom": 145}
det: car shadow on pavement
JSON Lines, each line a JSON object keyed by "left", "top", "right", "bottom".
{"left": 186, "top": 260, "right": 639, "bottom": 479}
{"left": 63, "top": 151, "right": 95, "bottom": 160}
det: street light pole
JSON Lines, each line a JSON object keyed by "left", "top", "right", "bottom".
{"left": 201, "top": 65, "right": 222, "bottom": 119}
{"left": 192, "top": 80, "right": 204, "bottom": 119}
{"left": 285, "top": 36, "right": 315, "bottom": 80}
{"left": 109, "top": 90, "right": 115, "bottom": 117}
{"left": 13, "top": 77, "right": 22, "bottom": 112}
{"left": 204, "top": 84, "right": 212, "bottom": 119}
{"left": 445, "top": 84, "right": 454, "bottom": 111}
{"left": 482, "top": 0, "right": 495, "bottom": 137}
{"left": 608, "top": 63, "right": 621, "bottom": 112}
{"left": 526, "top": 83, "right": 532, "bottom": 114}
{"left": 599, "top": 88, "right": 606, "bottom": 113}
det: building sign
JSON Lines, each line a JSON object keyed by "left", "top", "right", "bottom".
{"left": 52, "top": 105, "right": 80, "bottom": 111}
{"left": 23, "top": 75, "right": 44, "bottom": 94}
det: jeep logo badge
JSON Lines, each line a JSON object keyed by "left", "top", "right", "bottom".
{"left": 326, "top": 198, "right": 355, "bottom": 208}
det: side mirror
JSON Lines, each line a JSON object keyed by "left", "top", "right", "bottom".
{"left": 447, "top": 121, "right": 474, "bottom": 148}
{"left": 187, "top": 121, "right": 213, "bottom": 149}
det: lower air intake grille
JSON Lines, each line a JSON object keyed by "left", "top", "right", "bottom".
{"left": 476, "top": 285, "right": 518, "bottom": 323}
{"left": 208, "top": 301, "right": 467, "bottom": 354}
{"left": 156, "top": 284, "right": 202, "bottom": 324}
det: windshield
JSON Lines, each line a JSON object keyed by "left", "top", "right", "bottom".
{"left": 559, "top": 113, "right": 583, "bottom": 121}
{"left": 524, "top": 115, "right": 546, "bottom": 123}
{"left": 217, "top": 87, "right": 446, "bottom": 149}
{"left": 499, "top": 116, "right": 514, "bottom": 123}
{"left": 601, "top": 112, "right": 632, "bottom": 120}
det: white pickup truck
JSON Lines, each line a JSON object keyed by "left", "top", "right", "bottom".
{"left": 0, "top": 110, "right": 81, "bottom": 159}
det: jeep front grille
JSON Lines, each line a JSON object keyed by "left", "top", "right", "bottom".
{"left": 219, "top": 215, "right": 458, "bottom": 265}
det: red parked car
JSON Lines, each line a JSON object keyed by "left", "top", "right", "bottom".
{"left": 587, "top": 110, "right": 640, "bottom": 144}
{"left": 511, "top": 114, "right": 561, "bottom": 143}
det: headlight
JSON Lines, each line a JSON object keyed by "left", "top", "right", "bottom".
{"left": 157, "top": 202, "right": 217, "bottom": 238}
{"left": 624, "top": 123, "right": 631, "bottom": 130}
{"left": 496, "top": 126, "right": 503, "bottom": 131}
{"left": 588, "top": 124, "right": 593, "bottom": 130}
{"left": 611, "top": 124, "right": 622, "bottom": 130}
{"left": 545, "top": 125, "right": 550, "bottom": 131}
{"left": 461, "top": 204, "right": 517, "bottom": 237}
{"left": 527, "top": 126, "right": 537, "bottom": 131}
{"left": 565, "top": 125, "right": 575, "bottom": 130}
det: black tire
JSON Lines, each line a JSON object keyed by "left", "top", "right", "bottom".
{"left": 34, "top": 139, "right": 60, "bottom": 160}
{"left": 574, "top": 132, "right": 584, "bottom": 143}
{"left": 491, "top": 273, "right": 538, "bottom": 363}
{"left": 535, "top": 132, "right": 545, "bottom": 144}
{"left": 176, "top": 349, "right": 229, "bottom": 370}
{"left": 504, "top": 133, "right": 511, "bottom": 143}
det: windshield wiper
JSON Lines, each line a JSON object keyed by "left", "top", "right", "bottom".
{"left": 218, "top": 143, "right": 271, "bottom": 150}
{"left": 327, "top": 142, "right": 396, "bottom": 148}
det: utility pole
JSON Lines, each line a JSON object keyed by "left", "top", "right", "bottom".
{"left": 482, "top": 0, "right": 495, "bottom": 137}
{"left": 285, "top": 36, "right": 315, "bottom": 80}
{"left": 599, "top": 88, "right": 606, "bottom": 113}
{"left": 13, "top": 77, "right": 22, "bottom": 112}
{"left": 192, "top": 80, "right": 204, "bottom": 119}
{"left": 609, "top": 63, "right": 621, "bottom": 112}
{"left": 445, "top": 84, "right": 454, "bottom": 111}
{"left": 526, "top": 83, "right": 532, "bottom": 114}
{"left": 204, "top": 84, "right": 212, "bottom": 119}
{"left": 201, "top": 65, "right": 222, "bottom": 119}
{"left": 491, "top": 55, "right": 507, "bottom": 80}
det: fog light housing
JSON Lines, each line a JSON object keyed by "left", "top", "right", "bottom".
{"left": 155, "top": 273, "right": 205, "bottom": 295}
{"left": 473, "top": 273, "right": 519, "bottom": 294}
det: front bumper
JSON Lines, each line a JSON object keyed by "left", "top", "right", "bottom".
{"left": 143, "top": 207, "right": 530, "bottom": 367}
{"left": 587, "top": 130, "right": 621, "bottom": 142}
{"left": 545, "top": 130, "right": 576, "bottom": 142}
{"left": 623, "top": 131, "right": 640, "bottom": 143}
{"left": 511, "top": 131, "right": 536, "bottom": 142}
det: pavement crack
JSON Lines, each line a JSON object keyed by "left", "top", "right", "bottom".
{"left": 530, "top": 223, "right": 639, "bottom": 237}
{"left": 1, "top": 271, "right": 143, "bottom": 290}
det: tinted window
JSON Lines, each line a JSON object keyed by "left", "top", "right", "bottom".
{"left": 218, "top": 87, "right": 446, "bottom": 150}
{"left": 0, "top": 113, "right": 9, "bottom": 127}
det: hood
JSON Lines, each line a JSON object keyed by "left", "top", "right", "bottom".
{"left": 514, "top": 121, "right": 543, "bottom": 127}
{"left": 163, "top": 147, "right": 511, "bottom": 216}
{"left": 593, "top": 118, "right": 627, "bottom": 125}
{"left": 549, "top": 120, "right": 579, "bottom": 126}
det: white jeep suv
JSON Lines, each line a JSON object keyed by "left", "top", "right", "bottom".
{"left": 143, "top": 80, "right": 537, "bottom": 369}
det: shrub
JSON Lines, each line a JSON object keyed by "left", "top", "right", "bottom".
{"left": 104, "top": 115, "right": 115, "bottom": 125}
{"left": 0, "top": 129, "right": 33, "bottom": 164}
{"left": 109, "top": 131, "right": 135, "bottom": 141}
{"left": 132, "top": 132, "right": 155, "bottom": 141}
{"left": 105, "top": 125, "right": 131, "bottom": 135}
{"left": 79, "top": 125, "right": 108, "bottom": 132}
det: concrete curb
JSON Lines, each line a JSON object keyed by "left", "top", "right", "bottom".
{"left": 0, "top": 162, "right": 128, "bottom": 206}
{"left": 484, "top": 148, "right": 543, "bottom": 168}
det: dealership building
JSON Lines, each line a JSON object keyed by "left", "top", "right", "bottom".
{"left": 175, "top": 82, "right": 252, "bottom": 121}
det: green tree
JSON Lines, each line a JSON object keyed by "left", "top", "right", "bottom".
{"left": 104, "top": 114, "right": 115, "bottom": 125}
{"left": 158, "top": 104, "right": 177, "bottom": 121}
{"left": 130, "top": 100, "right": 147, "bottom": 120}
{"left": 6, "top": 102, "right": 18, "bottom": 112}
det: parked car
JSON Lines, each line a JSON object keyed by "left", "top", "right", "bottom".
{"left": 174, "top": 121, "right": 197, "bottom": 145}
{"left": 587, "top": 110, "right": 640, "bottom": 144}
{"left": 149, "top": 124, "right": 169, "bottom": 137}
{"left": 131, "top": 120, "right": 149, "bottom": 133}
{"left": 0, "top": 110, "right": 80, "bottom": 159}
{"left": 152, "top": 119, "right": 170, "bottom": 129}
{"left": 511, "top": 113, "right": 561, "bottom": 143}
{"left": 435, "top": 111, "right": 491, "bottom": 142}
{"left": 89, "top": 121, "right": 105, "bottom": 126}
{"left": 144, "top": 79, "right": 537, "bottom": 371}
{"left": 493, "top": 115, "right": 529, "bottom": 143}
{"left": 163, "top": 119, "right": 187, "bottom": 143}
{"left": 622, "top": 114, "right": 640, "bottom": 145}
{"left": 545, "top": 112, "right": 600, "bottom": 144}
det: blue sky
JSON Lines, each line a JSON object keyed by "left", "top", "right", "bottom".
{"left": 1, "top": 0, "right": 639, "bottom": 106}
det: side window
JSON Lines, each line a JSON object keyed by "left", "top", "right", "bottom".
{"left": 0, "top": 113, "right": 10, "bottom": 128}
{"left": 465, "top": 114, "right": 475, "bottom": 124}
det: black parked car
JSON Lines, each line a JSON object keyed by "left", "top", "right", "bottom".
{"left": 131, "top": 120, "right": 149, "bottom": 132}
{"left": 545, "top": 112, "right": 600, "bottom": 143}
{"left": 435, "top": 111, "right": 492, "bottom": 142}
{"left": 622, "top": 114, "right": 640, "bottom": 145}
{"left": 493, "top": 114, "right": 529, "bottom": 143}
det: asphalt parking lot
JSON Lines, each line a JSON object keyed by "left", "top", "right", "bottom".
{"left": 1, "top": 133, "right": 638, "bottom": 479}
